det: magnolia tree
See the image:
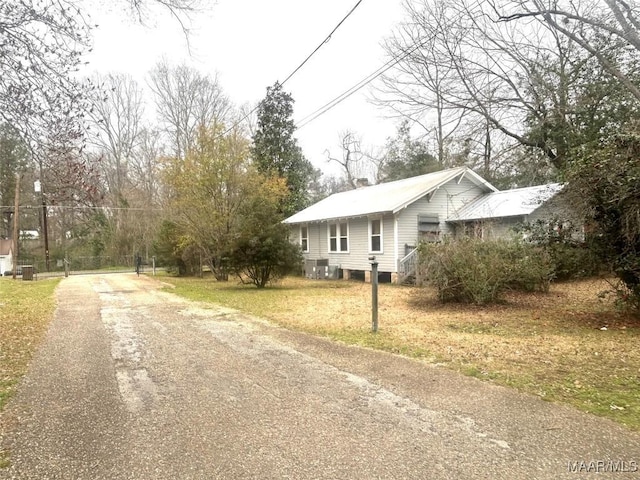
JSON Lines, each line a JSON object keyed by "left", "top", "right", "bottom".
{"left": 252, "top": 82, "right": 314, "bottom": 217}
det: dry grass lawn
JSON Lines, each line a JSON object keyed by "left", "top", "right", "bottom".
{"left": 0, "top": 277, "right": 60, "bottom": 467}
{"left": 0, "top": 278, "right": 60, "bottom": 413}
{"left": 162, "top": 275, "right": 640, "bottom": 430}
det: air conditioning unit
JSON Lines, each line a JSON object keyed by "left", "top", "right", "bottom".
{"left": 304, "top": 259, "right": 331, "bottom": 279}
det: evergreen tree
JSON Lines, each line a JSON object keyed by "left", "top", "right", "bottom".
{"left": 252, "top": 82, "right": 314, "bottom": 217}
{"left": 380, "top": 121, "right": 441, "bottom": 182}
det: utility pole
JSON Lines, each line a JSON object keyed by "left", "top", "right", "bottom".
{"left": 12, "top": 174, "right": 20, "bottom": 280}
{"left": 34, "top": 180, "right": 50, "bottom": 271}
{"left": 42, "top": 198, "right": 49, "bottom": 271}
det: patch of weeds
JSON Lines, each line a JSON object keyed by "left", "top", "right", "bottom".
{"left": 0, "top": 381, "right": 16, "bottom": 411}
{"left": 544, "top": 377, "right": 640, "bottom": 429}
{"left": 459, "top": 365, "right": 498, "bottom": 380}
{"left": 327, "top": 329, "right": 435, "bottom": 360}
{"left": 0, "top": 449, "right": 10, "bottom": 469}
{"left": 448, "top": 323, "right": 497, "bottom": 335}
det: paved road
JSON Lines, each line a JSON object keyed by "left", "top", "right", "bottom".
{"left": 1, "top": 274, "right": 639, "bottom": 479}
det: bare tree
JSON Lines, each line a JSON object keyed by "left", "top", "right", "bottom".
{"left": 88, "top": 73, "right": 146, "bottom": 201}
{"left": 84, "top": 73, "right": 170, "bottom": 259}
{"left": 149, "top": 61, "right": 232, "bottom": 160}
{"left": 375, "top": 1, "right": 467, "bottom": 166}
{"left": 1, "top": 0, "right": 201, "bottom": 154}
{"left": 0, "top": 1, "right": 93, "bottom": 156}
{"left": 130, "top": 127, "right": 164, "bottom": 206}
{"left": 378, "top": 0, "right": 633, "bottom": 176}
{"left": 494, "top": 0, "right": 640, "bottom": 101}
{"left": 325, "top": 131, "right": 381, "bottom": 189}
{"left": 120, "top": 0, "right": 203, "bottom": 40}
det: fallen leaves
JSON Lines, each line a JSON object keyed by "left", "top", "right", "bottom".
{"left": 0, "top": 279, "right": 60, "bottom": 410}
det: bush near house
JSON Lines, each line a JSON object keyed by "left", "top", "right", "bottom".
{"left": 230, "top": 227, "right": 303, "bottom": 288}
{"left": 418, "top": 238, "right": 554, "bottom": 304}
{"left": 516, "top": 218, "right": 602, "bottom": 280}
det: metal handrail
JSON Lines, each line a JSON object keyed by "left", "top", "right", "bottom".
{"left": 398, "top": 248, "right": 418, "bottom": 282}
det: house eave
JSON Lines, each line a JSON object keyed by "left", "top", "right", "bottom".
{"left": 446, "top": 214, "right": 527, "bottom": 223}
{"left": 284, "top": 211, "right": 393, "bottom": 225}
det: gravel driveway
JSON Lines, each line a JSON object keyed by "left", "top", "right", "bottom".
{"left": 1, "top": 273, "right": 638, "bottom": 479}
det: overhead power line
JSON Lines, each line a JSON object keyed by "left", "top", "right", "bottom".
{"left": 3, "top": 205, "right": 162, "bottom": 212}
{"left": 280, "top": 0, "right": 365, "bottom": 87}
{"left": 218, "top": 0, "right": 366, "bottom": 139}
{"left": 295, "top": 39, "right": 427, "bottom": 131}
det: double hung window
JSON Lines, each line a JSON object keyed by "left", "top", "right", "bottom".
{"left": 300, "top": 226, "right": 309, "bottom": 252}
{"left": 370, "top": 218, "right": 382, "bottom": 253}
{"left": 329, "top": 221, "right": 348, "bottom": 252}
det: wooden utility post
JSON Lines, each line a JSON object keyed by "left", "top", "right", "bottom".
{"left": 370, "top": 256, "right": 379, "bottom": 333}
{"left": 34, "top": 180, "right": 49, "bottom": 271}
{"left": 12, "top": 174, "right": 20, "bottom": 280}
{"left": 42, "top": 199, "right": 49, "bottom": 271}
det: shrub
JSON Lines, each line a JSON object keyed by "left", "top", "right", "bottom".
{"left": 418, "top": 238, "right": 553, "bottom": 304}
{"left": 565, "top": 130, "right": 640, "bottom": 311}
{"left": 516, "top": 218, "right": 601, "bottom": 280}
{"left": 153, "top": 220, "right": 188, "bottom": 275}
{"left": 230, "top": 226, "right": 303, "bottom": 288}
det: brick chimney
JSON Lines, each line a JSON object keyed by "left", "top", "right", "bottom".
{"left": 356, "top": 178, "right": 369, "bottom": 188}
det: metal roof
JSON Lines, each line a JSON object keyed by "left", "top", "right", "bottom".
{"left": 447, "top": 183, "right": 563, "bottom": 222}
{"left": 284, "top": 167, "right": 497, "bottom": 224}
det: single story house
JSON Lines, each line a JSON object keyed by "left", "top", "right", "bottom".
{"left": 284, "top": 167, "right": 566, "bottom": 283}
{"left": 0, "top": 239, "right": 14, "bottom": 276}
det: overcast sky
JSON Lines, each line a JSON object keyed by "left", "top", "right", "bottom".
{"left": 83, "top": 0, "right": 407, "bottom": 176}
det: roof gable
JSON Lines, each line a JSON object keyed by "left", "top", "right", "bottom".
{"left": 447, "top": 183, "right": 563, "bottom": 222}
{"left": 285, "top": 167, "right": 497, "bottom": 224}
{"left": 0, "top": 239, "right": 13, "bottom": 256}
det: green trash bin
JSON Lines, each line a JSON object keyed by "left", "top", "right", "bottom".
{"left": 22, "top": 265, "right": 34, "bottom": 281}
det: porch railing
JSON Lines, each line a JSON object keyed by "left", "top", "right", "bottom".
{"left": 398, "top": 247, "right": 419, "bottom": 284}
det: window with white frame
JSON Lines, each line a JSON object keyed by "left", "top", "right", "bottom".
{"left": 300, "top": 225, "right": 309, "bottom": 252}
{"left": 328, "top": 221, "right": 349, "bottom": 252}
{"left": 369, "top": 218, "right": 382, "bottom": 253}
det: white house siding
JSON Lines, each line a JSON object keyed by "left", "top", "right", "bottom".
{"left": 329, "top": 215, "right": 396, "bottom": 273}
{"left": 308, "top": 223, "right": 324, "bottom": 257}
{"left": 0, "top": 255, "right": 12, "bottom": 275}
{"left": 396, "top": 177, "right": 487, "bottom": 249}
{"left": 296, "top": 214, "right": 397, "bottom": 273}
{"left": 449, "top": 217, "right": 523, "bottom": 240}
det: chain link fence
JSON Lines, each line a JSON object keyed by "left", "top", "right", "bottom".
{"left": 6, "top": 255, "right": 161, "bottom": 279}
